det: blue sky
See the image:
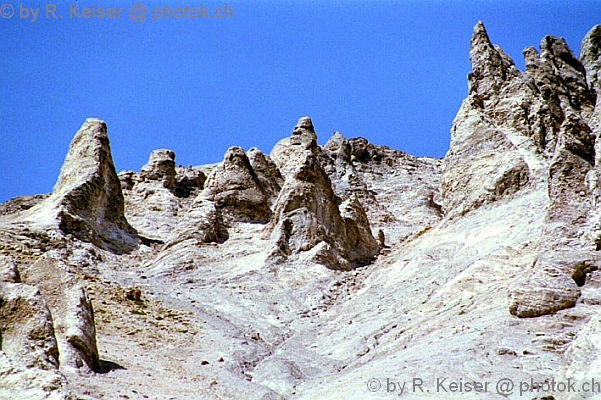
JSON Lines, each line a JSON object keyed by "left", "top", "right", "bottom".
{"left": 1, "top": 0, "right": 599, "bottom": 202}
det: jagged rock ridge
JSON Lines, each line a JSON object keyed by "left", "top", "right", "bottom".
{"left": 1, "top": 22, "right": 601, "bottom": 400}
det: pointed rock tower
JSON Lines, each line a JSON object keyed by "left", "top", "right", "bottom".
{"left": 266, "top": 117, "right": 379, "bottom": 269}
{"left": 28, "top": 119, "right": 139, "bottom": 253}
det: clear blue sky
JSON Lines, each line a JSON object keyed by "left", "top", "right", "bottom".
{"left": 1, "top": 0, "right": 599, "bottom": 202}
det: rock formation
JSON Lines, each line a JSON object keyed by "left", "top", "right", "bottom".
{"left": 140, "top": 149, "right": 177, "bottom": 190}
{"left": 246, "top": 147, "right": 284, "bottom": 206}
{"left": 442, "top": 22, "right": 530, "bottom": 219}
{"left": 435, "top": 22, "right": 601, "bottom": 318}
{"left": 2, "top": 22, "right": 601, "bottom": 400}
{"left": 270, "top": 116, "right": 318, "bottom": 178}
{"left": 118, "top": 150, "right": 181, "bottom": 243}
{"left": 174, "top": 165, "right": 206, "bottom": 198}
{"left": 52, "top": 119, "right": 140, "bottom": 253}
{"left": 266, "top": 117, "right": 379, "bottom": 269}
{"left": 20, "top": 251, "right": 102, "bottom": 373}
{"left": 0, "top": 259, "right": 72, "bottom": 399}
{"left": 118, "top": 149, "right": 209, "bottom": 243}
{"left": 21, "top": 119, "right": 139, "bottom": 254}
{"left": 162, "top": 197, "right": 228, "bottom": 249}
{"left": 203, "top": 146, "right": 271, "bottom": 224}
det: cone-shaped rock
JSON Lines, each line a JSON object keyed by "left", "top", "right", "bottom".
{"left": 47, "top": 119, "right": 139, "bottom": 253}
{"left": 266, "top": 117, "right": 379, "bottom": 269}
{"left": 204, "top": 146, "right": 271, "bottom": 223}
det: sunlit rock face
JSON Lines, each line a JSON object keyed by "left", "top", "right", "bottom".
{"left": 2, "top": 22, "right": 601, "bottom": 400}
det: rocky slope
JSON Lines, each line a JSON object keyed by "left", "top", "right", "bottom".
{"left": 1, "top": 22, "right": 601, "bottom": 400}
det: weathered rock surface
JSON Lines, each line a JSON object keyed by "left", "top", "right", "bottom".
{"left": 320, "top": 133, "right": 396, "bottom": 225}
{"left": 270, "top": 116, "right": 318, "bottom": 179}
{"left": 339, "top": 194, "right": 380, "bottom": 265}
{"left": 581, "top": 25, "right": 601, "bottom": 94}
{"left": 508, "top": 251, "right": 596, "bottom": 317}
{"left": 118, "top": 149, "right": 192, "bottom": 243}
{"left": 0, "top": 282, "right": 71, "bottom": 400}
{"left": 462, "top": 21, "right": 600, "bottom": 318}
{"left": 20, "top": 251, "right": 102, "bottom": 374}
{"left": 439, "top": 22, "right": 601, "bottom": 318}
{"left": 0, "top": 255, "right": 20, "bottom": 283}
{"left": 21, "top": 119, "right": 139, "bottom": 254}
{"left": 4, "top": 22, "right": 601, "bottom": 400}
{"left": 508, "top": 114, "right": 598, "bottom": 316}
{"left": 0, "top": 194, "right": 49, "bottom": 216}
{"left": 162, "top": 197, "right": 228, "bottom": 250}
{"left": 347, "top": 137, "right": 443, "bottom": 242}
{"left": 442, "top": 22, "right": 531, "bottom": 219}
{"left": 246, "top": 147, "right": 284, "bottom": 206}
{"left": 203, "top": 146, "right": 271, "bottom": 224}
{"left": 174, "top": 165, "right": 206, "bottom": 198}
{"left": 140, "top": 149, "right": 177, "bottom": 190}
{"left": 267, "top": 117, "right": 379, "bottom": 269}
{"left": 559, "top": 311, "right": 601, "bottom": 400}
{"left": 119, "top": 173, "right": 180, "bottom": 243}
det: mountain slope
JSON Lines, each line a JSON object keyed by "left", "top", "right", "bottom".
{"left": 1, "top": 22, "right": 601, "bottom": 400}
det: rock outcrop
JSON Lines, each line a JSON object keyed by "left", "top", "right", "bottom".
{"left": 162, "top": 197, "right": 228, "bottom": 249}
{"left": 140, "top": 149, "right": 177, "bottom": 191}
{"left": 0, "top": 275, "right": 71, "bottom": 399}
{"left": 346, "top": 137, "right": 443, "bottom": 241}
{"left": 20, "top": 251, "right": 102, "bottom": 373}
{"left": 53, "top": 119, "right": 139, "bottom": 253}
{"left": 319, "top": 133, "right": 394, "bottom": 224}
{"left": 119, "top": 149, "right": 207, "bottom": 243}
{"left": 4, "top": 22, "right": 601, "bottom": 400}
{"left": 266, "top": 117, "right": 379, "bottom": 269}
{"left": 174, "top": 165, "right": 206, "bottom": 198}
{"left": 320, "top": 132, "right": 363, "bottom": 199}
{"left": 439, "top": 22, "right": 601, "bottom": 317}
{"left": 339, "top": 194, "right": 380, "bottom": 264}
{"left": 442, "top": 22, "right": 530, "bottom": 219}
{"left": 118, "top": 150, "right": 182, "bottom": 243}
{"left": 203, "top": 147, "right": 271, "bottom": 224}
{"left": 246, "top": 147, "right": 284, "bottom": 206}
{"left": 498, "top": 24, "right": 599, "bottom": 317}
{"left": 24, "top": 119, "right": 139, "bottom": 254}
{"left": 270, "top": 116, "right": 318, "bottom": 178}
